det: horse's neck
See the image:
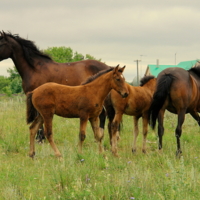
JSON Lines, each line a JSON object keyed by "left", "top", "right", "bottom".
{"left": 10, "top": 40, "right": 33, "bottom": 79}
{"left": 86, "top": 73, "right": 112, "bottom": 100}
{"left": 143, "top": 79, "right": 157, "bottom": 93}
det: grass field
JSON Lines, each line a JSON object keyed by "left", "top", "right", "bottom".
{"left": 0, "top": 95, "right": 200, "bottom": 200}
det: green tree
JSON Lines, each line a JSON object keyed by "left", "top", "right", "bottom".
{"left": 85, "top": 54, "right": 101, "bottom": 61}
{"left": 10, "top": 77, "right": 23, "bottom": 94}
{"left": 0, "top": 76, "right": 10, "bottom": 93}
{"left": 44, "top": 46, "right": 86, "bottom": 63}
{"left": 6, "top": 67, "right": 23, "bottom": 94}
{"left": 7, "top": 67, "right": 20, "bottom": 80}
{"left": 44, "top": 47, "right": 101, "bottom": 63}
{"left": 44, "top": 46, "right": 74, "bottom": 63}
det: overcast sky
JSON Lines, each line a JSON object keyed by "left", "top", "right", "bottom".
{"left": 0, "top": 0, "right": 200, "bottom": 81}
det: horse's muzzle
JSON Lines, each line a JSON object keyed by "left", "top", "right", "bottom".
{"left": 121, "top": 92, "right": 129, "bottom": 98}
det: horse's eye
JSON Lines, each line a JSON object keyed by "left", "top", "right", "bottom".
{"left": 116, "top": 78, "right": 120, "bottom": 82}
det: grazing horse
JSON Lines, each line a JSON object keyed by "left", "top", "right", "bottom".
{"left": 149, "top": 64, "right": 200, "bottom": 156}
{"left": 26, "top": 66, "right": 128, "bottom": 158}
{"left": 0, "top": 31, "right": 111, "bottom": 141}
{"left": 105, "top": 76, "right": 156, "bottom": 156}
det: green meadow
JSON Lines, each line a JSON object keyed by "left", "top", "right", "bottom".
{"left": 0, "top": 95, "right": 200, "bottom": 200}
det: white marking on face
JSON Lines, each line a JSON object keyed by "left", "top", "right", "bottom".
{"left": 121, "top": 74, "right": 124, "bottom": 78}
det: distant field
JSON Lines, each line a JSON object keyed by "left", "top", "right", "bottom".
{"left": 0, "top": 95, "right": 199, "bottom": 200}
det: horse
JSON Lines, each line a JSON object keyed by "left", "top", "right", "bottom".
{"left": 26, "top": 65, "right": 129, "bottom": 158}
{"left": 0, "top": 31, "right": 111, "bottom": 142}
{"left": 105, "top": 75, "right": 156, "bottom": 156}
{"left": 149, "top": 64, "right": 200, "bottom": 156}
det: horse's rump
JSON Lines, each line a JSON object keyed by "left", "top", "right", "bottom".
{"left": 149, "top": 74, "right": 175, "bottom": 129}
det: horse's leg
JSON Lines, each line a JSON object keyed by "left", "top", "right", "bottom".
{"left": 142, "top": 114, "right": 149, "bottom": 153}
{"left": 190, "top": 111, "right": 200, "bottom": 126}
{"left": 132, "top": 116, "right": 139, "bottom": 153}
{"left": 99, "top": 108, "right": 106, "bottom": 140}
{"left": 78, "top": 118, "right": 88, "bottom": 153}
{"left": 157, "top": 109, "right": 165, "bottom": 150}
{"left": 175, "top": 110, "right": 186, "bottom": 156}
{"left": 111, "top": 113, "right": 122, "bottom": 157}
{"left": 108, "top": 113, "right": 120, "bottom": 146}
{"left": 108, "top": 118, "right": 112, "bottom": 145}
{"left": 36, "top": 125, "right": 46, "bottom": 143}
{"left": 29, "top": 115, "right": 43, "bottom": 158}
{"left": 43, "top": 116, "right": 62, "bottom": 157}
{"left": 90, "top": 117, "right": 104, "bottom": 153}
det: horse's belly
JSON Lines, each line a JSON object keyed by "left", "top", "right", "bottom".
{"left": 124, "top": 104, "right": 142, "bottom": 116}
{"left": 55, "top": 107, "right": 80, "bottom": 118}
{"left": 55, "top": 112, "right": 79, "bottom": 118}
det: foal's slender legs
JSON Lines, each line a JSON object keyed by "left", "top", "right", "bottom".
{"left": 111, "top": 113, "right": 123, "bottom": 157}
{"left": 175, "top": 110, "right": 186, "bottom": 156}
{"left": 78, "top": 118, "right": 88, "bottom": 153}
{"left": 29, "top": 115, "right": 43, "bottom": 158}
{"left": 132, "top": 115, "right": 148, "bottom": 153}
{"left": 90, "top": 117, "right": 104, "bottom": 153}
{"left": 142, "top": 114, "right": 149, "bottom": 153}
{"left": 43, "top": 115, "right": 62, "bottom": 157}
{"left": 132, "top": 116, "right": 139, "bottom": 153}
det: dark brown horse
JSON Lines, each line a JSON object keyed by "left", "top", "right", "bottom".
{"left": 0, "top": 31, "right": 111, "bottom": 141}
{"left": 26, "top": 66, "right": 128, "bottom": 158}
{"left": 149, "top": 64, "right": 200, "bottom": 156}
{"left": 105, "top": 76, "right": 156, "bottom": 156}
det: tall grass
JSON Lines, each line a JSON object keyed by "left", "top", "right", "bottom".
{"left": 0, "top": 95, "right": 200, "bottom": 199}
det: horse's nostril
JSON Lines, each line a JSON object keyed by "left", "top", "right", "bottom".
{"left": 122, "top": 92, "right": 128, "bottom": 98}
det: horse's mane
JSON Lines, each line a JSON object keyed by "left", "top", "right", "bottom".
{"left": 1, "top": 32, "right": 52, "bottom": 68}
{"left": 140, "top": 75, "right": 155, "bottom": 86}
{"left": 81, "top": 67, "right": 114, "bottom": 85}
{"left": 188, "top": 62, "right": 200, "bottom": 77}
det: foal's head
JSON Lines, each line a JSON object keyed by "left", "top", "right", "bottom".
{"left": 111, "top": 65, "right": 129, "bottom": 98}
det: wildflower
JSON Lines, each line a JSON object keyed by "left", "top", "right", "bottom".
{"left": 165, "top": 173, "right": 169, "bottom": 177}
{"left": 130, "top": 197, "right": 135, "bottom": 199}
{"left": 80, "top": 159, "right": 85, "bottom": 162}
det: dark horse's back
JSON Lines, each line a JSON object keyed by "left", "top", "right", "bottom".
{"left": 84, "top": 60, "right": 111, "bottom": 73}
{"left": 149, "top": 67, "right": 192, "bottom": 129}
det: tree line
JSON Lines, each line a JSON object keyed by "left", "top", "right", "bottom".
{"left": 0, "top": 47, "right": 101, "bottom": 96}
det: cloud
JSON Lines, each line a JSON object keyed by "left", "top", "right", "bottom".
{"left": 0, "top": 0, "right": 200, "bottom": 81}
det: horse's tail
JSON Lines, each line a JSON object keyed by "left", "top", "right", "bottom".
{"left": 149, "top": 74, "right": 175, "bottom": 129}
{"left": 26, "top": 92, "right": 38, "bottom": 124}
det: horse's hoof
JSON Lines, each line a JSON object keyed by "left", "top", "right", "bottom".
{"left": 29, "top": 152, "right": 35, "bottom": 159}
{"left": 142, "top": 149, "right": 146, "bottom": 154}
{"left": 112, "top": 152, "right": 119, "bottom": 157}
{"left": 132, "top": 148, "right": 136, "bottom": 153}
{"left": 176, "top": 150, "right": 182, "bottom": 158}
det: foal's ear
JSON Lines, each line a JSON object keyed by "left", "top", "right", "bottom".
{"left": 120, "top": 65, "right": 126, "bottom": 73}
{"left": 113, "top": 64, "right": 120, "bottom": 74}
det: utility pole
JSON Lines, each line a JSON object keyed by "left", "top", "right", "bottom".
{"left": 134, "top": 60, "right": 141, "bottom": 85}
